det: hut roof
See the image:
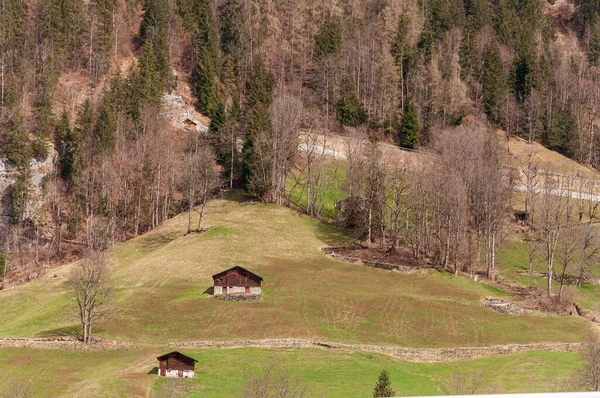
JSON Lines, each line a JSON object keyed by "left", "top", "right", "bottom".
{"left": 156, "top": 351, "right": 198, "bottom": 362}
{"left": 212, "top": 266, "right": 263, "bottom": 281}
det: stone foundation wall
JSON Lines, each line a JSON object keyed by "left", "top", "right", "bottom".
{"left": 213, "top": 286, "right": 261, "bottom": 295}
{"left": 165, "top": 369, "right": 194, "bottom": 378}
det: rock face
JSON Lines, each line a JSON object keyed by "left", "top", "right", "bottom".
{"left": 0, "top": 153, "right": 55, "bottom": 245}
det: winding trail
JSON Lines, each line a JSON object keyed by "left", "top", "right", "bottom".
{"left": 0, "top": 337, "right": 583, "bottom": 363}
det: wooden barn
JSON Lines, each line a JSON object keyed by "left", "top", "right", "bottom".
{"left": 212, "top": 266, "right": 262, "bottom": 295}
{"left": 157, "top": 351, "right": 198, "bottom": 378}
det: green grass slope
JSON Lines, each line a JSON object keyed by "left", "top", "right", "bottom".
{"left": 0, "top": 347, "right": 581, "bottom": 397}
{"left": 0, "top": 193, "right": 590, "bottom": 346}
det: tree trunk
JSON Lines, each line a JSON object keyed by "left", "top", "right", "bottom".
{"left": 197, "top": 194, "right": 207, "bottom": 232}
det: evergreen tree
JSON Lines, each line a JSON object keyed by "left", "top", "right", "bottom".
{"left": 218, "top": 0, "right": 242, "bottom": 56}
{"left": 242, "top": 59, "right": 275, "bottom": 197}
{"left": 589, "top": 13, "right": 600, "bottom": 66}
{"left": 337, "top": 74, "right": 365, "bottom": 126}
{"left": 466, "top": 0, "right": 493, "bottom": 33}
{"left": 510, "top": 52, "right": 535, "bottom": 102}
{"left": 94, "top": 91, "right": 117, "bottom": 154}
{"left": 195, "top": 47, "right": 219, "bottom": 116}
{"left": 373, "top": 370, "right": 395, "bottom": 397}
{"left": 209, "top": 102, "right": 226, "bottom": 133}
{"left": 196, "top": 0, "right": 221, "bottom": 74}
{"left": 482, "top": 42, "right": 508, "bottom": 124}
{"left": 193, "top": 0, "right": 222, "bottom": 116}
{"left": 56, "top": 111, "right": 76, "bottom": 181}
{"left": 9, "top": 165, "right": 31, "bottom": 225}
{"left": 129, "top": 43, "right": 163, "bottom": 120}
{"left": 140, "top": 0, "right": 172, "bottom": 88}
{"left": 548, "top": 110, "right": 576, "bottom": 156}
{"left": 400, "top": 102, "right": 420, "bottom": 149}
{"left": 0, "top": 251, "right": 5, "bottom": 277}
{"left": 4, "top": 116, "right": 32, "bottom": 168}
{"left": 314, "top": 15, "right": 342, "bottom": 61}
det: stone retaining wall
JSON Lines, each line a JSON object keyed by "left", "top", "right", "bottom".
{"left": 172, "top": 339, "right": 583, "bottom": 363}
{"left": 322, "top": 247, "right": 417, "bottom": 273}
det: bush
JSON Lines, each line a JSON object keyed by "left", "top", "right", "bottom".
{"left": 0, "top": 251, "right": 5, "bottom": 277}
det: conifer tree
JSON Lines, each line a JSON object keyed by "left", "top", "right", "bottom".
{"left": 589, "top": 13, "right": 600, "bottom": 66}
{"left": 373, "top": 370, "right": 395, "bottom": 397}
{"left": 400, "top": 102, "right": 420, "bottom": 149}
{"left": 140, "top": 0, "right": 172, "bottom": 88}
{"left": 209, "top": 102, "right": 226, "bottom": 134}
{"left": 94, "top": 92, "right": 117, "bottom": 154}
{"left": 56, "top": 111, "right": 77, "bottom": 181}
{"left": 193, "top": 0, "right": 221, "bottom": 116}
{"left": 337, "top": 74, "right": 364, "bottom": 126}
{"left": 482, "top": 42, "right": 508, "bottom": 125}
{"left": 242, "top": 59, "right": 275, "bottom": 198}
{"left": 195, "top": 48, "right": 218, "bottom": 116}
{"left": 314, "top": 15, "right": 342, "bottom": 61}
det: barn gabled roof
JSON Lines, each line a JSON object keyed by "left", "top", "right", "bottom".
{"left": 212, "top": 266, "right": 263, "bottom": 281}
{"left": 156, "top": 351, "right": 198, "bottom": 362}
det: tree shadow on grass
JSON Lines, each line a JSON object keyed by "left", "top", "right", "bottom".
{"left": 314, "top": 218, "right": 353, "bottom": 248}
{"left": 135, "top": 232, "right": 180, "bottom": 254}
{"left": 36, "top": 325, "right": 81, "bottom": 338}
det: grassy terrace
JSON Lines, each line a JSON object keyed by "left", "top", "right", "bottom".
{"left": 0, "top": 347, "right": 582, "bottom": 397}
{"left": 0, "top": 193, "right": 588, "bottom": 347}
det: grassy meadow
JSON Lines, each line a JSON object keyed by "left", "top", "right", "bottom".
{"left": 0, "top": 347, "right": 583, "bottom": 397}
{"left": 0, "top": 193, "right": 589, "bottom": 347}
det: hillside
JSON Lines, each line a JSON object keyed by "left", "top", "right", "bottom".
{"left": 1, "top": 192, "right": 589, "bottom": 348}
{"left": 0, "top": 191, "right": 593, "bottom": 396}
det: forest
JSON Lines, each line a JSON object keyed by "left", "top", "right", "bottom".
{"left": 2, "top": 0, "right": 600, "bottom": 280}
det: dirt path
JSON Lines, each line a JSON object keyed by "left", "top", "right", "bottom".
{"left": 0, "top": 337, "right": 583, "bottom": 362}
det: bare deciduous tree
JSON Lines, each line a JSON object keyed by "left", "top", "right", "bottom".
{"left": 269, "top": 94, "right": 304, "bottom": 205}
{"left": 443, "top": 370, "right": 488, "bottom": 395}
{"left": 180, "top": 143, "right": 221, "bottom": 234}
{"left": 0, "top": 379, "right": 33, "bottom": 398}
{"left": 583, "top": 332, "right": 600, "bottom": 391}
{"left": 242, "top": 360, "right": 310, "bottom": 398}
{"left": 538, "top": 171, "right": 574, "bottom": 297}
{"left": 71, "top": 248, "right": 111, "bottom": 344}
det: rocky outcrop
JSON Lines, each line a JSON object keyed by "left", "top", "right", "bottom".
{"left": 0, "top": 152, "right": 55, "bottom": 244}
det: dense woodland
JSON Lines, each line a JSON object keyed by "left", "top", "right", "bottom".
{"left": 2, "top": 0, "right": 600, "bottom": 286}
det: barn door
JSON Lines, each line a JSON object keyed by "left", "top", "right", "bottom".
{"left": 160, "top": 361, "right": 166, "bottom": 376}
{"left": 178, "top": 369, "right": 183, "bottom": 378}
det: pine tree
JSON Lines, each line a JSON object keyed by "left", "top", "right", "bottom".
{"left": 209, "top": 102, "right": 226, "bottom": 133}
{"left": 337, "top": 74, "right": 364, "bottom": 126}
{"left": 589, "top": 13, "right": 600, "bottom": 66}
{"left": 193, "top": 0, "right": 222, "bottom": 116}
{"left": 314, "top": 15, "right": 342, "bottom": 61}
{"left": 373, "top": 370, "right": 395, "bottom": 397}
{"left": 400, "top": 102, "right": 420, "bottom": 149}
{"left": 548, "top": 110, "right": 576, "bottom": 156}
{"left": 0, "top": 251, "right": 6, "bottom": 277}
{"left": 482, "top": 42, "right": 508, "bottom": 125}
{"left": 140, "top": 0, "right": 172, "bottom": 88}
{"left": 94, "top": 91, "right": 117, "bottom": 154}
{"left": 56, "top": 111, "right": 77, "bottom": 181}
{"left": 242, "top": 59, "right": 275, "bottom": 197}
{"left": 218, "top": 0, "right": 242, "bottom": 55}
